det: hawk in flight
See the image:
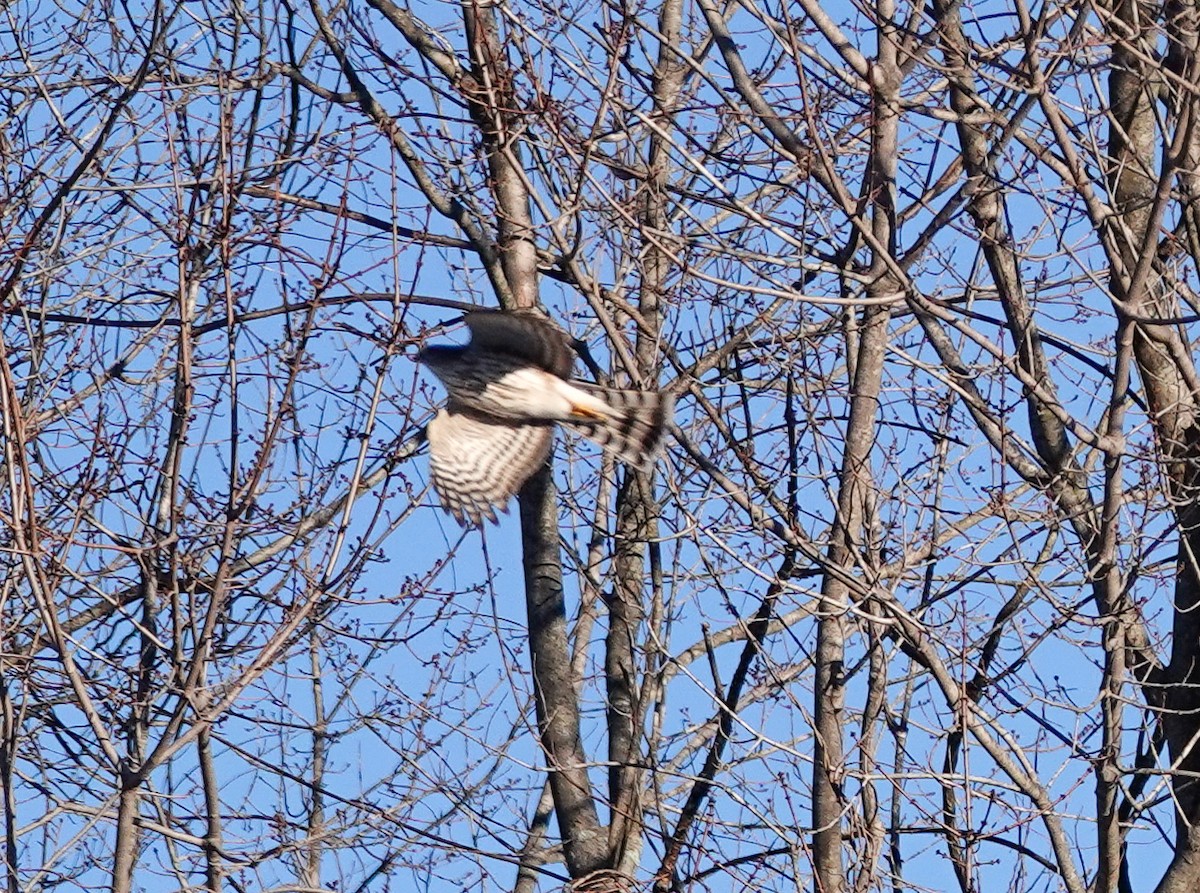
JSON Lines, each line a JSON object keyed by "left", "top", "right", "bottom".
{"left": 419, "top": 309, "right": 672, "bottom": 525}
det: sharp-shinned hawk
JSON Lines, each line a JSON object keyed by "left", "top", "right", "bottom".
{"left": 418, "top": 309, "right": 672, "bottom": 525}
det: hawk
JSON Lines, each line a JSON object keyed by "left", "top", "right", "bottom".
{"left": 418, "top": 309, "right": 672, "bottom": 525}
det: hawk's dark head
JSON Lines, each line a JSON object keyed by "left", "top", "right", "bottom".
{"left": 416, "top": 344, "right": 463, "bottom": 366}
{"left": 417, "top": 344, "right": 485, "bottom": 396}
{"left": 416, "top": 344, "right": 466, "bottom": 377}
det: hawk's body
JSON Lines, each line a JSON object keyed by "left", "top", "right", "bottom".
{"left": 419, "top": 309, "right": 671, "bottom": 524}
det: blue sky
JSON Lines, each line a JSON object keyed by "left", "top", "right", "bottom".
{"left": 0, "top": 0, "right": 1189, "bottom": 890}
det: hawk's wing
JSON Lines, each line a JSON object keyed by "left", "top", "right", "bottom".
{"left": 464, "top": 309, "right": 576, "bottom": 378}
{"left": 426, "top": 407, "right": 553, "bottom": 525}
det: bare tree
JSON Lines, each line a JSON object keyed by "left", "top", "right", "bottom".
{"left": 8, "top": 0, "right": 1200, "bottom": 891}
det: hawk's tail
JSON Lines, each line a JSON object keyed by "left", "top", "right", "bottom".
{"left": 570, "top": 384, "right": 674, "bottom": 469}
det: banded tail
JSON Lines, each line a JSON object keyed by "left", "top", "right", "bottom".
{"left": 568, "top": 384, "right": 673, "bottom": 469}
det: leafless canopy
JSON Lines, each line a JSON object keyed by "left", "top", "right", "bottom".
{"left": 2, "top": 0, "right": 1200, "bottom": 891}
